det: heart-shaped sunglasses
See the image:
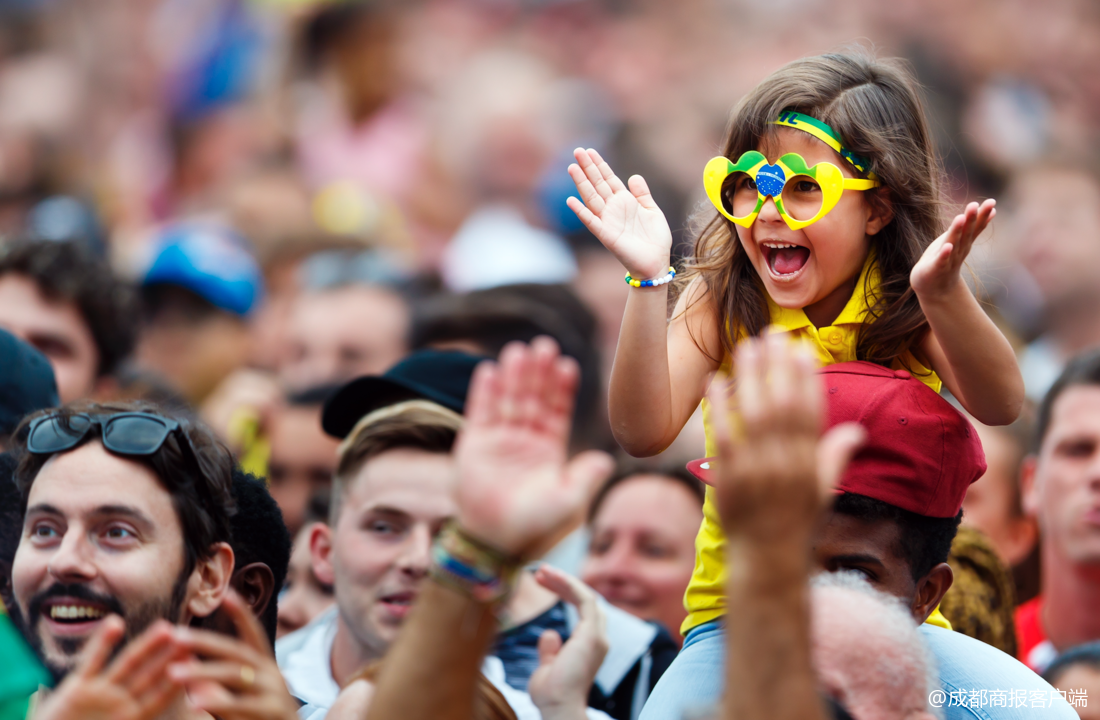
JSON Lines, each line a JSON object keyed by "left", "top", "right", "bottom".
{"left": 703, "top": 150, "right": 880, "bottom": 231}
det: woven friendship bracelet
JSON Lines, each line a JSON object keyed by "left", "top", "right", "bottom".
{"left": 429, "top": 522, "right": 522, "bottom": 604}
{"left": 624, "top": 266, "right": 676, "bottom": 288}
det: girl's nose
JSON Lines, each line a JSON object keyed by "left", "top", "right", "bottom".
{"left": 756, "top": 195, "right": 783, "bottom": 224}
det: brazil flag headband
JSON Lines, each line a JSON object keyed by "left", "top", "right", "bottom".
{"left": 772, "top": 110, "right": 876, "bottom": 179}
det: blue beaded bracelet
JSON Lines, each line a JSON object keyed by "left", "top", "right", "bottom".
{"left": 625, "top": 266, "right": 676, "bottom": 288}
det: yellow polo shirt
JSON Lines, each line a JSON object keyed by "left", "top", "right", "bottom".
{"left": 683, "top": 253, "right": 947, "bottom": 634}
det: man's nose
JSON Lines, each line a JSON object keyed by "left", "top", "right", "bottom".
{"left": 396, "top": 524, "right": 433, "bottom": 578}
{"left": 592, "top": 543, "right": 635, "bottom": 582}
{"left": 47, "top": 530, "right": 97, "bottom": 583}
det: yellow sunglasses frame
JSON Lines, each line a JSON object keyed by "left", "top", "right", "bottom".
{"left": 703, "top": 151, "right": 880, "bottom": 231}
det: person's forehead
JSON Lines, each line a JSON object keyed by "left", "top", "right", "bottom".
{"left": 0, "top": 274, "right": 88, "bottom": 342}
{"left": 815, "top": 511, "right": 904, "bottom": 562}
{"left": 346, "top": 448, "right": 457, "bottom": 517}
{"left": 27, "top": 442, "right": 179, "bottom": 526}
{"left": 757, "top": 127, "right": 853, "bottom": 174}
{"left": 1045, "top": 385, "right": 1100, "bottom": 446}
{"left": 595, "top": 475, "right": 701, "bottom": 529}
{"left": 269, "top": 405, "right": 336, "bottom": 460}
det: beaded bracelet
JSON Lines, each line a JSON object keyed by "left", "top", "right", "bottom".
{"left": 429, "top": 522, "right": 521, "bottom": 604}
{"left": 624, "top": 266, "right": 676, "bottom": 288}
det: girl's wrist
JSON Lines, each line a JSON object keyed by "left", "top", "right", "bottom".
{"left": 625, "top": 266, "right": 676, "bottom": 289}
{"left": 914, "top": 274, "right": 969, "bottom": 309}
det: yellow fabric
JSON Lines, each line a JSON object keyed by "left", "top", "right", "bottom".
{"left": 683, "top": 253, "right": 943, "bottom": 634}
{"left": 227, "top": 407, "right": 271, "bottom": 480}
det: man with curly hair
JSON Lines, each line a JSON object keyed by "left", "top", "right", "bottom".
{"left": 0, "top": 240, "right": 137, "bottom": 402}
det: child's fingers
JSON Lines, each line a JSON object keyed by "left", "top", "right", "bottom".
{"left": 565, "top": 196, "right": 604, "bottom": 237}
{"left": 567, "top": 164, "right": 606, "bottom": 215}
{"left": 586, "top": 148, "right": 628, "bottom": 194}
{"left": 576, "top": 149, "right": 615, "bottom": 201}
{"left": 627, "top": 174, "right": 659, "bottom": 211}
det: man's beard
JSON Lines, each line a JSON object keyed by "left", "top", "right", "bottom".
{"left": 14, "top": 572, "right": 190, "bottom": 681}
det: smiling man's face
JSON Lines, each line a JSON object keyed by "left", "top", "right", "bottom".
{"left": 12, "top": 442, "right": 191, "bottom": 677}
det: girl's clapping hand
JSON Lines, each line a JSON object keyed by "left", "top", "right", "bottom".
{"left": 566, "top": 148, "right": 673, "bottom": 281}
{"left": 911, "top": 199, "right": 996, "bottom": 299}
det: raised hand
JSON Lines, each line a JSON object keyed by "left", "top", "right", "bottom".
{"left": 706, "top": 334, "right": 864, "bottom": 539}
{"left": 169, "top": 592, "right": 299, "bottom": 720}
{"left": 34, "top": 617, "right": 186, "bottom": 720}
{"left": 566, "top": 148, "right": 673, "bottom": 280}
{"left": 453, "top": 336, "right": 614, "bottom": 559}
{"left": 528, "top": 565, "right": 608, "bottom": 720}
{"left": 911, "top": 199, "right": 996, "bottom": 298}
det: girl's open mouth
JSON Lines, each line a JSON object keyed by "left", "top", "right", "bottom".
{"left": 763, "top": 242, "right": 811, "bottom": 277}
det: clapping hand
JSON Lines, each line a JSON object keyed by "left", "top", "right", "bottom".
{"left": 453, "top": 336, "right": 614, "bottom": 560}
{"left": 169, "top": 592, "right": 300, "bottom": 720}
{"left": 706, "top": 334, "right": 865, "bottom": 539}
{"left": 566, "top": 148, "right": 673, "bottom": 281}
{"left": 528, "top": 565, "right": 609, "bottom": 720}
{"left": 33, "top": 618, "right": 186, "bottom": 720}
{"left": 911, "top": 199, "right": 996, "bottom": 299}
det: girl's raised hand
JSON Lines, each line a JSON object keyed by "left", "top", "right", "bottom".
{"left": 911, "top": 199, "right": 996, "bottom": 298}
{"left": 566, "top": 148, "right": 673, "bottom": 280}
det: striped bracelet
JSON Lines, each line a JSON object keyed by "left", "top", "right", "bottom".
{"left": 624, "top": 266, "right": 676, "bottom": 288}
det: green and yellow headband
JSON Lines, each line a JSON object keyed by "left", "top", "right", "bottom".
{"left": 703, "top": 111, "right": 881, "bottom": 230}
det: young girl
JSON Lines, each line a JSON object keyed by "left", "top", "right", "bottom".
{"left": 566, "top": 52, "right": 1024, "bottom": 715}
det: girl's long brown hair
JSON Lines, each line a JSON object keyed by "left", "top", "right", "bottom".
{"left": 680, "top": 51, "right": 945, "bottom": 366}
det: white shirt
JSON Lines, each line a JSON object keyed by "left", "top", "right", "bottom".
{"left": 276, "top": 606, "right": 611, "bottom": 720}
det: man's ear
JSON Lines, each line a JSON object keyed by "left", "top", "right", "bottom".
{"left": 185, "top": 542, "right": 235, "bottom": 621}
{"left": 1020, "top": 455, "right": 1040, "bottom": 518}
{"left": 232, "top": 562, "right": 276, "bottom": 619}
{"left": 310, "top": 522, "right": 336, "bottom": 586}
{"left": 912, "top": 562, "right": 953, "bottom": 624}
{"left": 864, "top": 188, "right": 895, "bottom": 236}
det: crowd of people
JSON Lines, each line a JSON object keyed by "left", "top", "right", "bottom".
{"left": 1, "top": 0, "right": 1100, "bottom": 719}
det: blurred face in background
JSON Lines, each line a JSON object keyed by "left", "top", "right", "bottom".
{"left": 962, "top": 423, "right": 1037, "bottom": 567}
{"left": 277, "top": 522, "right": 334, "bottom": 638}
{"left": 266, "top": 402, "right": 340, "bottom": 537}
{"left": 1024, "top": 385, "right": 1100, "bottom": 566}
{"left": 136, "top": 286, "right": 251, "bottom": 404}
{"left": 1012, "top": 168, "right": 1100, "bottom": 315}
{"left": 581, "top": 474, "right": 702, "bottom": 640}
{"left": 281, "top": 286, "right": 409, "bottom": 392}
{"left": 0, "top": 273, "right": 98, "bottom": 403}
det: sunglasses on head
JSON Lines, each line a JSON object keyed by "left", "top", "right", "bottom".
{"left": 26, "top": 411, "right": 192, "bottom": 459}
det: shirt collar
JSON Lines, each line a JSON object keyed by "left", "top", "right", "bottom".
{"left": 765, "top": 249, "right": 878, "bottom": 332}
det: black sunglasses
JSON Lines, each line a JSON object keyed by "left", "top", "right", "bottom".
{"left": 27, "top": 412, "right": 190, "bottom": 458}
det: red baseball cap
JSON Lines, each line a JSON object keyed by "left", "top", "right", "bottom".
{"left": 686, "top": 361, "right": 986, "bottom": 518}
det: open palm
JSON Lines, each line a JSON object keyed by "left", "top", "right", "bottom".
{"left": 454, "top": 338, "right": 613, "bottom": 559}
{"left": 566, "top": 148, "right": 673, "bottom": 280}
{"left": 911, "top": 199, "right": 995, "bottom": 298}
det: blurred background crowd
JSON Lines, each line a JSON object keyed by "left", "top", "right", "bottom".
{"left": 1, "top": 0, "right": 1100, "bottom": 688}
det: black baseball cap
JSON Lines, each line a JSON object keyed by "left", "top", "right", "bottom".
{"left": 321, "top": 349, "right": 487, "bottom": 439}
{"left": 0, "top": 329, "right": 60, "bottom": 436}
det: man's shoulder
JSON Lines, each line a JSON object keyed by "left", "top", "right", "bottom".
{"left": 920, "top": 625, "right": 1077, "bottom": 719}
{"left": 275, "top": 607, "right": 341, "bottom": 709}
